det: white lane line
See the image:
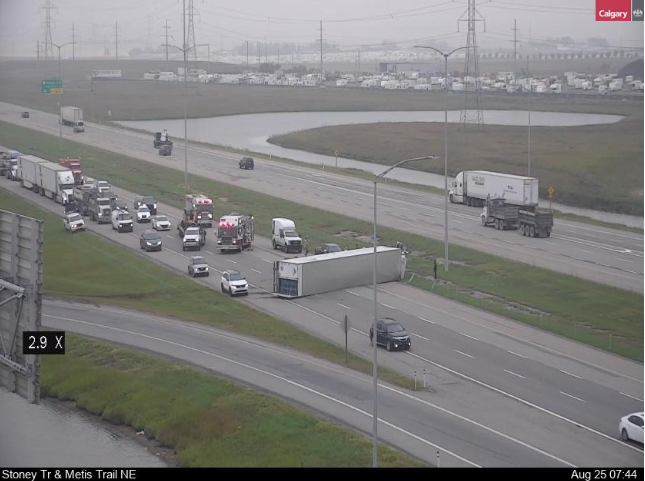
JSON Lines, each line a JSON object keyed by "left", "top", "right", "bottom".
{"left": 165, "top": 235, "right": 173, "bottom": 239}
{"left": 262, "top": 258, "right": 272, "bottom": 263}
{"left": 454, "top": 350, "right": 474, "bottom": 359}
{"left": 251, "top": 268, "right": 262, "bottom": 274}
{"left": 405, "top": 351, "right": 642, "bottom": 453}
{"left": 542, "top": 241, "right": 556, "bottom": 245}
{"left": 617, "top": 258, "right": 635, "bottom": 264}
{"left": 381, "top": 303, "right": 395, "bottom": 309}
{"left": 620, "top": 392, "right": 644, "bottom": 402}
{"left": 418, "top": 316, "right": 435, "bottom": 324}
{"left": 346, "top": 290, "right": 360, "bottom": 297}
{"left": 460, "top": 333, "right": 479, "bottom": 341}
{"left": 504, "top": 369, "right": 525, "bottom": 379}
{"left": 226, "top": 259, "right": 237, "bottom": 264}
{"left": 578, "top": 249, "right": 593, "bottom": 254}
{"left": 559, "top": 370, "right": 582, "bottom": 379}
{"left": 337, "top": 303, "right": 352, "bottom": 310}
{"left": 43, "top": 314, "right": 479, "bottom": 468}
{"left": 205, "top": 251, "right": 216, "bottom": 255}
{"left": 412, "top": 333, "right": 430, "bottom": 341}
{"left": 560, "top": 391, "right": 587, "bottom": 403}
{"left": 452, "top": 219, "right": 462, "bottom": 224}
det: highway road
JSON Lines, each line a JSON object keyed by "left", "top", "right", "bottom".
{"left": 0, "top": 102, "right": 642, "bottom": 292}
{"left": 2, "top": 174, "right": 642, "bottom": 467}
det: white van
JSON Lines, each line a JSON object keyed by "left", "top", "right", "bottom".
{"left": 111, "top": 209, "right": 133, "bottom": 233}
{"left": 272, "top": 218, "right": 303, "bottom": 253}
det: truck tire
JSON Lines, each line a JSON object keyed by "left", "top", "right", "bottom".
{"left": 529, "top": 226, "right": 535, "bottom": 237}
{"left": 481, "top": 216, "right": 486, "bottom": 227}
{"left": 546, "top": 230, "right": 551, "bottom": 238}
{"left": 494, "top": 219, "right": 500, "bottom": 230}
{"left": 519, "top": 224, "right": 525, "bottom": 235}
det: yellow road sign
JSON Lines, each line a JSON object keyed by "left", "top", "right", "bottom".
{"left": 334, "top": 150, "right": 340, "bottom": 157}
{"left": 50, "top": 87, "right": 63, "bottom": 95}
{"left": 547, "top": 186, "right": 555, "bottom": 197}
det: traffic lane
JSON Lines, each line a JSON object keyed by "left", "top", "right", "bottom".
{"left": 267, "top": 295, "right": 643, "bottom": 467}
{"left": 299, "top": 288, "right": 644, "bottom": 440}
{"left": 375, "top": 283, "right": 644, "bottom": 394}
{"left": 1, "top": 102, "right": 640, "bottom": 291}
{"left": 41, "top": 301, "right": 569, "bottom": 468}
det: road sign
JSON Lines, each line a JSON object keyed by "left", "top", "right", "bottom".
{"left": 41, "top": 79, "right": 62, "bottom": 94}
{"left": 334, "top": 150, "right": 340, "bottom": 157}
{"left": 49, "top": 88, "right": 63, "bottom": 95}
{"left": 547, "top": 186, "right": 555, "bottom": 197}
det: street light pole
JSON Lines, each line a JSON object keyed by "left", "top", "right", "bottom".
{"left": 414, "top": 45, "right": 468, "bottom": 272}
{"left": 372, "top": 155, "right": 438, "bottom": 467}
{"left": 52, "top": 41, "right": 73, "bottom": 150}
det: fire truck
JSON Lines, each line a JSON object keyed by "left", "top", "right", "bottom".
{"left": 216, "top": 214, "right": 254, "bottom": 252}
{"left": 184, "top": 194, "right": 214, "bottom": 227}
{"left": 59, "top": 157, "right": 84, "bottom": 186}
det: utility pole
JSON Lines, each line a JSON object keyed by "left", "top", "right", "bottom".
{"left": 183, "top": 0, "right": 188, "bottom": 190}
{"left": 37, "top": 41, "right": 40, "bottom": 60}
{"left": 39, "top": 0, "right": 56, "bottom": 58}
{"left": 246, "top": 40, "right": 249, "bottom": 69}
{"left": 319, "top": 20, "right": 323, "bottom": 84}
{"left": 114, "top": 21, "right": 120, "bottom": 60}
{"left": 277, "top": 43, "right": 280, "bottom": 66}
{"left": 257, "top": 41, "right": 260, "bottom": 67}
{"left": 511, "top": 19, "right": 520, "bottom": 92}
{"left": 72, "top": 23, "right": 75, "bottom": 60}
{"left": 527, "top": 24, "right": 532, "bottom": 177}
{"left": 162, "top": 19, "right": 172, "bottom": 71}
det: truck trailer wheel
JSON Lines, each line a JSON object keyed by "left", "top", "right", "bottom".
{"left": 519, "top": 224, "right": 525, "bottom": 235}
{"left": 494, "top": 219, "right": 500, "bottom": 230}
{"left": 529, "top": 226, "right": 535, "bottom": 237}
{"left": 481, "top": 216, "right": 486, "bottom": 227}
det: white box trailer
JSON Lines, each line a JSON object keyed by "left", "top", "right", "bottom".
{"left": 274, "top": 246, "right": 406, "bottom": 298}
{"left": 449, "top": 170, "right": 539, "bottom": 208}
{"left": 18, "top": 155, "right": 49, "bottom": 190}
{"left": 37, "top": 162, "right": 75, "bottom": 204}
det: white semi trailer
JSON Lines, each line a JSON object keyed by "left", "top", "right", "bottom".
{"left": 273, "top": 246, "right": 406, "bottom": 298}
{"left": 449, "top": 170, "right": 539, "bottom": 208}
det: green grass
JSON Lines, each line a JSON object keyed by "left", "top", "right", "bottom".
{"left": 42, "top": 334, "right": 425, "bottom": 467}
{"left": 268, "top": 117, "right": 645, "bottom": 216}
{"left": 1, "top": 121, "right": 641, "bottom": 361}
{"left": 0, "top": 189, "right": 413, "bottom": 390}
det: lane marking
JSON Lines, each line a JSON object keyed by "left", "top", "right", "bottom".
{"left": 412, "top": 333, "right": 430, "bottom": 341}
{"left": 507, "top": 350, "right": 527, "bottom": 358}
{"left": 381, "top": 303, "right": 395, "bottom": 309}
{"left": 560, "top": 391, "right": 587, "bottom": 403}
{"left": 227, "top": 259, "right": 237, "bottom": 264}
{"left": 620, "top": 392, "right": 644, "bottom": 402}
{"left": 460, "top": 333, "right": 479, "bottom": 341}
{"left": 346, "top": 290, "right": 360, "bottom": 297}
{"left": 262, "top": 258, "right": 272, "bottom": 263}
{"left": 504, "top": 370, "right": 525, "bottom": 379}
{"left": 455, "top": 350, "right": 474, "bottom": 359}
{"left": 560, "top": 370, "right": 582, "bottom": 380}
{"left": 418, "top": 316, "right": 435, "bottom": 324}
{"left": 337, "top": 303, "right": 352, "bottom": 310}
{"left": 251, "top": 268, "right": 262, "bottom": 274}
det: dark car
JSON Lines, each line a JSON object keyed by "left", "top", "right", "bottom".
{"left": 369, "top": 318, "right": 411, "bottom": 351}
{"left": 314, "top": 243, "right": 341, "bottom": 255}
{"left": 21, "top": 111, "right": 29, "bottom": 118}
{"left": 239, "top": 157, "right": 254, "bottom": 170}
{"left": 159, "top": 144, "right": 172, "bottom": 156}
{"left": 134, "top": 195, "right": 158, "bottom": 215}
{"left": 139, "top": 230, "right": 162, "bottom": 252}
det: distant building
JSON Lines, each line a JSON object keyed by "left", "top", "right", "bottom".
{"left": 378, "top": 62, "right": 440, "bottom": 75}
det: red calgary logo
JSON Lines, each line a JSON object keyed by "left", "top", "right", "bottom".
{"left": 596, "top": 0, "right": 631, "bottom": 20}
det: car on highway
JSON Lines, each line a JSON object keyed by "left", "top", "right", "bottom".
{"left": 134, "top": 195, "right": 158, "bottom": 215}
{"left": 619, "top": 412, "right": 644, "bottom": 444}
{"left": 136, "top": 205, "right": 151, "bottom": 223}
{"left": 152, "top": 215, "right": 171, "bottom": 231}
{"left": 314, "top": 243, "right": 341, "bottom": 255}
{"left": 139, "top": 230, "right": 162, "bottom": 252}
{"left": 63, "top": 213, "right": 85, "bottom": 233}
{"left": 369, "top": 317, "right": 411, "bottom": 351}
{"left": 239, "top": 156, "right": 254, "bottom": 170}
{"left": 221, "top": 270, "right": 249, "bottom": 296}
{"left": 188, "top": 256, "right": 209, "bottom": 277}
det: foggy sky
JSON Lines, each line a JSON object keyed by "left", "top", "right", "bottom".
{"left": 0, "top": 0, "right": 642, "bottom": 58}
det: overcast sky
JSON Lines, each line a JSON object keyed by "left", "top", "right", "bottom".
{"left": 0, "top": 0, "right": 642, "bottom": 57}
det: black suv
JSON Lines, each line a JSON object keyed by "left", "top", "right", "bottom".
{"left": 369, "top": 318, "right": 411, "bottom": 351}
{"left": 134, "top": 195, "right": 157, "bottom": 215}
{"left": 239, "top": 157, "right": 254, "bottom": 170}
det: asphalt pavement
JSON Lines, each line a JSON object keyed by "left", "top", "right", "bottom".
{"left": 0, "top": 101, "right": 642, "bottom": 292}
{"left": 2, "top": 174, "right": 642, "bottom": 468}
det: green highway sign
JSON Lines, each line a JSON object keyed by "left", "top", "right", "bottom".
{"left": 41, "top": 78, "right": 62, "bottom": 94}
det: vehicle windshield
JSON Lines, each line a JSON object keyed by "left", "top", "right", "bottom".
{"left": 229, "top": 273, "right": 245, "bottom": 281}
{"left": 155, "top": 216, "right": 168, "bottom": 222}
{"left": 218, "top": 226, "right": 236, "bottom": 236}
{"left": 186, "top": 228, "right": 200, "bottom": 235}
{"left": 143, "top": 197, "right": 155, "bottom": 204}
{"left": 118, "top": 213, "right": 132, "bottom": 220}
{"left": 386, "top": 323, "right": 405, "bottom": 333}
{"left": 61, "top": 183, "right": 75, "bottom": 190}
{"left": 192, "top": 257, "right": 205, "bottom": 264}
{"left": 196, "top": 205, "right": 213, "bottom": 214}
{"left": 138, "top": 206, "right": 149, "bottom": 212}
{"left": 68, "top": 214, "right": 82, "bottom": 222}
{"left": 98, "top": 182, "right": 109, "bottom": 188}
{"left": 284, "top": 230, "right": 298, "bottom": 238}
{"left": 143, "top": 233, "right": 160, "bottom": 240}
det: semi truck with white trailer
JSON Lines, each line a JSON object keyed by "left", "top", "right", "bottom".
{"left": 273, "top": 246, "right": 406, "bottom": 298}
{"left": 37, "top": 162, "right": 75, "bottom": 204}
{"left": 18, "top": 155, "right": 49, "bottom": 191}
{"left": 449, "top": 170, "right": 539, "bottom": 208}
{"left": 60, "top": 106, "right": 85, "bottom": 133}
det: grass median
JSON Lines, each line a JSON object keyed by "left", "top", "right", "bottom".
{"left": 0, "top": 189, "right": 413, "bottom": 389}
{"left": 0, "top": 122, "right": 642, "bottom": 361}
{"left": 43, "top": 334, "right": 424, "bottom": 467}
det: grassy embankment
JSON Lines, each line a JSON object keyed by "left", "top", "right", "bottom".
{"left": 43, "top": 334, "right": 424, "bottom": 467}
{"left": 0, "top": 189, "right": 412, "bottom": 389}
{"left": 268, "top": 114, "right": 644, "bottom": 216}
{"left": 1, "top": 121, "right": 641, "bottom": 361}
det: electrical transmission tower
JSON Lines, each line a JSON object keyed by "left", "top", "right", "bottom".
{"left": 39, "top": 0, "right": 56, "bottom": 59}
{"left": 458, "top": 0, "right": 485, "bottom": 128}
{"left": 187, "top": 0, "right": 198, "bottom": 65}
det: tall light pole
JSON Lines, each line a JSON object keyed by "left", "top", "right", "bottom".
{"left": 52, "top": 41, "right": 74, "bottom": 149}
{"left": 414, "top": 45, "right": 468, "bottom": 272}
{"left": 372, "top": 155, "right": 438, "bottom": 467}
{"left": 162, "top": 0, "right": 191, "bottom": 191}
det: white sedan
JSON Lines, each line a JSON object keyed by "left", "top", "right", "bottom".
{"left": 619, "top": 412, "right": 644, "bottom": 444}
{"left": 152, "top": 215, "right": 171, "bottom": 230}
{"left": 136, "top": 205, "right": 151, "bottom": 223}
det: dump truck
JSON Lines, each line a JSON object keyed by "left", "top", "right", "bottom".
{"left": 450, "top": 170, "right": 539, "bottom": 208}
{"left": 60, "top": 106, "right": 85, "bottom": 133}
{"left": 88, "top": 193, "right": 112, "bottom": 224}
{"left": 518, "top": 207, "right": 553, "bottom": 238}
{"left": 480, "top": 197, "right": 519, "bottom": 230}
{"left": 481, "top": 197, "right": 553, "bottom": 238}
